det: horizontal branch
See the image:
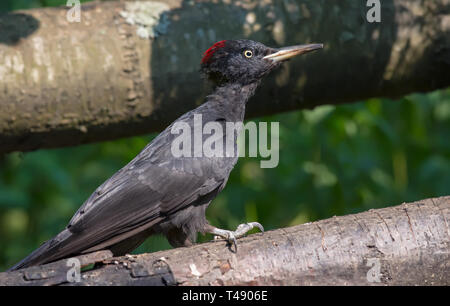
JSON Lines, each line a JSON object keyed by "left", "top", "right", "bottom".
{"left": 1, "top": 195, "right": 448, "bottom": 285}
{"left": 0, "top": 0, "right": 449, "bottom": 153}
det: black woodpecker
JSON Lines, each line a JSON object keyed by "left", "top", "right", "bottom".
{"left": 9, "top": 40, "right": 322, "bottom": 271}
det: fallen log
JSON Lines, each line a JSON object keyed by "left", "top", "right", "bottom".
{"left": 0, "top": 195, "right": 448, "bottom": 285}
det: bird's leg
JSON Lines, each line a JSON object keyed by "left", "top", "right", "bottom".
{"left": 203, "top": 222, "right": 264, "bottom": 250}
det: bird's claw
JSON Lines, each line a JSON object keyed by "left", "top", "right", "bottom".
{"left": 212, "top": 222, "right": 264, "bottom": 251}
{"left": 235, "top": 222, "right": 264, "bottom": 235}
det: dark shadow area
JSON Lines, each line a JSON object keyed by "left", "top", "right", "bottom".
{"left": 0, "top": 12, "right": 40, "bottom": 45}
{"left": 402, "top": 1, "right": 450, "bottom": 94}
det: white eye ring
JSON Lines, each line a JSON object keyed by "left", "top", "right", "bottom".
{"left": 244, "top": 50, "right": 253, "bottom": 58}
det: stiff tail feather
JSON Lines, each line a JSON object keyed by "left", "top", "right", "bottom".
{"left": 8, "top": 229, "right": 74, "bottom": 271}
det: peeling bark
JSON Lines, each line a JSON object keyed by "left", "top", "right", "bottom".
{"left": 0, "top": 0, "right": 449, "bottom": 154}
{"left": 1, "top": 196, "right": 448, "bottom": 285}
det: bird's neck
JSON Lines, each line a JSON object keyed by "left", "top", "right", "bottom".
{"left": 207, "top": 82, "right": 260, "bottom": 122}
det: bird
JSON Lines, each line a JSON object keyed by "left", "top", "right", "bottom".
{"left": 9, "top": 39, "right": 323, "bottom": 271}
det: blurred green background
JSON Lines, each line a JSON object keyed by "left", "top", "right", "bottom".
{"left": 1, "top": 1, "right": 449, "bottom": 271}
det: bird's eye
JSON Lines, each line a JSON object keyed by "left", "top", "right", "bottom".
{"left": 244, "top": 50, "right": 253, "bottom": 58}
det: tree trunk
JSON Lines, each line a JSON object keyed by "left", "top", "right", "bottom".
{"left": 0, "top": 195, "right": 448, "bottom": 286}
{"left": 0, "top": 0, "right": 449, "bottom": 154}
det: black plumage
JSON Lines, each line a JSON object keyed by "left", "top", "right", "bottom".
{"left": 9, "top": 40, "right": 322, "bottom": 271}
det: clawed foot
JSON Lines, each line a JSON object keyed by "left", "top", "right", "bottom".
{"left": 210, "top": 222, "right": 264, "bottom": 251}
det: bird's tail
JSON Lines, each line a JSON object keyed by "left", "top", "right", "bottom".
{"left": 7, "top": 228, "right": 74, "bottom": 272}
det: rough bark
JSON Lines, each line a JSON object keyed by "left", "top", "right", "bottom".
{"left": 0, "top": 0, "right": 449, "bottom": 154}
{"left": 0, "top": 195, "right": 448, "bottom": 286}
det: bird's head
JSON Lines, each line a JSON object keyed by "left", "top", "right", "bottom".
{"left": 201, "top": 39, "right": 323, "bottom": 86}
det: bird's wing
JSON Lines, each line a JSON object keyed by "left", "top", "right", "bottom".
{"left": 63, "top": 113, "right": 228, "bottom": 253}
{"left": 10, "top": 129, "right": 227, "bottom": 269}
{"left": 66, "top": 162, "right": 220, "bottom": 250}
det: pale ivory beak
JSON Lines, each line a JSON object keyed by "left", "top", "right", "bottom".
{"left": 263, "top": 43, "right": 323, "bottom": 62}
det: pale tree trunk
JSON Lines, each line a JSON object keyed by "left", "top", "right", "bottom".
{"left": 0, "top": 0, "right": 449, "bottom": 154}
{"left": 0, "top": 196, "right": 448, "bottom": 285}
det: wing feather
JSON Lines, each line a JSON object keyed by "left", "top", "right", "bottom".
{"left": 64, "top": 108, "right": 231, "bottom": 253}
